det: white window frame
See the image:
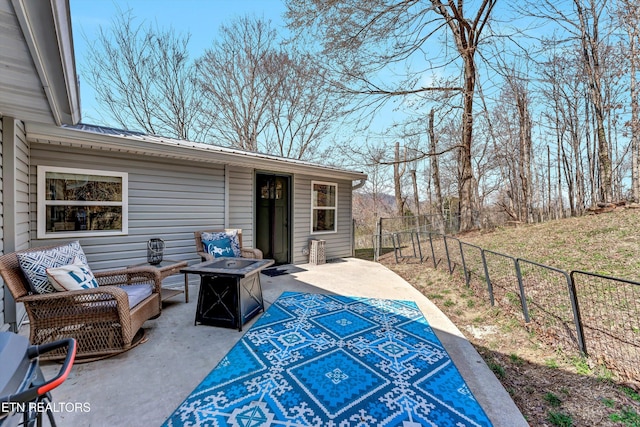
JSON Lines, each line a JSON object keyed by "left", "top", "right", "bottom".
{"left": 311, "top": 180, "right": 338, "bottom": 234}
{"left": 37, "top": 165, "right": 128, "bottom": 239}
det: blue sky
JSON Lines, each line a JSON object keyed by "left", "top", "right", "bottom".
{"left": 70, "top": 0, "right": 289, "bottom": 125}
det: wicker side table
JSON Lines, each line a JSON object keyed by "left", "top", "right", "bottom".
{"left": 128, "top": 259, "right": 189, "bottom": 302}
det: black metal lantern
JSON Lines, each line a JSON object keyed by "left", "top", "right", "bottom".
{"left": 147, "top": 238, "right": 165, "bottom": 265}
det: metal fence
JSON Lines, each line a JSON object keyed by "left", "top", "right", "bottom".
{"left": 384, "top": 230, "right": 640, "bottom": 384}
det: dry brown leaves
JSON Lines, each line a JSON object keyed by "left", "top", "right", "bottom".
{"left": 381, "top": 254, "right": 640, "bottom": 427}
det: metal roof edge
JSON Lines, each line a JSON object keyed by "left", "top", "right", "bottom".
{"left": 26, "top": 123, "right": 368, "bottom": 181}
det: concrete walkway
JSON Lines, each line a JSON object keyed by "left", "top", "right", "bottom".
{"left": 32, "top": 258, "right": 527, "bottom": 426}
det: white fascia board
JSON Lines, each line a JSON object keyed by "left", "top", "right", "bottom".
{"left": 51, "top": 0, "right": 81, "bottom": 123}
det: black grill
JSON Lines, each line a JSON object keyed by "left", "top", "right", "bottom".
{"left": 0, "top": 333, "right": 75, "bottom": 427}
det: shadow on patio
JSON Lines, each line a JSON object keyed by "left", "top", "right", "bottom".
{"left": 28, "top": 258, "right": 525, "bottom": 426}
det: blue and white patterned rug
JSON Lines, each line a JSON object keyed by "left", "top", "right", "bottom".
{"left": 164, "top": 292, "right": 493, "bottom": 427}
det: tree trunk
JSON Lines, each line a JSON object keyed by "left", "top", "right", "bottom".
{"left": 411, "top": 169, "right": 420, "bottom": 217}
{"left": 458, "top": 53, "right": 477, "bottom": 231}
{"left": 428, "top": 109, "right": 446, "bottom": 233}
{"left": 572, "top": 100, "right": 585, "bottom": 213}
{"left": 562, "top": 144, "right": 577, "bottom": 216}
{"left": 628, "top": 20, "right": 640, "bottom": 202}
{"left": 575, "top": 0, "right": 613, "bottom": 203}
{"left": 431, "top": 0, "right": 497, "bottom": 231}
{"left": 394, "top": 141, "right": 405, "bottom": 217}
{"left": 516, "top": 86, "right": 532, "bottom": 222}
{"left": 547, "top": 145, "right": 552, "bottom": 220}
{"left": 557, "top": 123, "right": 565, "bottom": 218}
{"left": 584, "top": 94, "right": 597, "bottom": 208}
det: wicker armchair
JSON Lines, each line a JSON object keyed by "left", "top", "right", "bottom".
{"left": 194, "top": 229, "right": 263, "bottom": 261}
{"left": 0, "top": 243, "right": 162, "bottom": 361}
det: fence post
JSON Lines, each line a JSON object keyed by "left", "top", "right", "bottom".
{"left": 428, "top": 232, "right": 438, "bottom": 269}
{"left": 480, "top": 249, "right": 495, "bottom": 306}
{"left": 568, "top": 272, "right": 589, "bottom": 356}
{"left": 392, "top": 233, "right": 400, "bottom": 263}
{"left": 443, "top": 235, "right": 453, "bottom": 273}
{"left": 459, "top": 240, "right": 470, "bottom": 287}
{"left": 514, "top": 259, "right": 531, "bottom": 323}
{"left": 410, "top": 232, "right": 417, "bottom": 258}
{"left": 568, "top": 272, "right": 587, "bottom": 355}
{"left": 375, "top": 218, "right": 382, "bottom": 262}
{"left": 413, "top": 232, "right": 424, "bottom": 262}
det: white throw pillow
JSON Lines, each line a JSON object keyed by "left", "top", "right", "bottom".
{"left": 46, "top": 257, "right": 99, "bottom": 292}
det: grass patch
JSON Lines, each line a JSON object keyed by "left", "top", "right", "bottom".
{"left": 548, "top": 411, "right": 574, "bottom": 427}
{"left": 509, "top": 353, "right": 525, "bottom": 366}
{"left": 505, "top": 292, "right": 521, "bottom": 306}
{"left": 610, "top": 408, "right": 640, "bottom": 426}
{"left": 544, "top": 392, "right": 562, "bottom": 407}
{"left": 487, "top": 360, "right": 505, "bottom": 379}
{"left": 545, "top": 358, "right": 559, "bottom": 369}
{"left": 570, "top": 357, "right": 592, "bottom": 375}
{"left": 622, "top": 386, "right": 640, "bottom": 402}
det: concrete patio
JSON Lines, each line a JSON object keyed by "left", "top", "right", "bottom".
{"left": 29, "top": 258, "right": 527, "bottom": 426}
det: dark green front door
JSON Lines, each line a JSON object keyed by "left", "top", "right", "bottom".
{"left": 256, "top": 174, "right": 290, "bottom": 264}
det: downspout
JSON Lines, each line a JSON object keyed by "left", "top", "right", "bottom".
{"left": 2, "top": 117, "right": 22, "bottom": 331}
{"left": 224, "top": 165, "right": 229, "bottom": 228}
{"left": 352, "top": 178, "right": 366, "bottom": 190}
{"left": 351, "top": 178, "right": 366, "bottom": 256}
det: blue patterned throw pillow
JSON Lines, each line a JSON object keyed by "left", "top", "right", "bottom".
{"left": 202, "top": 237, "right": 235, "bottom": 258}
{"left": 201, "top": 230, "right": 241, "bottom": 257}
{"left": 17, "top": 241, "right": 89, "bottom": 294}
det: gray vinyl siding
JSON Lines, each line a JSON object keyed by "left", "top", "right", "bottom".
{"left": 26, "top": 141, "right": 357, "bottom": 286}
{"left": 292, "top": 176, "right": 353, "bottom": 264}
{"left": 29, "top": 143, "right": 226, "bottom": 286}
{"left": 14, "top": 120, "right": 30, "bottom": 252}
{"left": 228, "top": 166, "right": 254, "bottom": 248}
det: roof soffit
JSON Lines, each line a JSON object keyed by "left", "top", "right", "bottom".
{"left": 10, "top": 0, "right": 80, "bottom": 125}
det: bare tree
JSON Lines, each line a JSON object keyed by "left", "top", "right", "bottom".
{"left": 523, "top": 0, "right": 614, "bottom": 204}
{"left": 286, "top": 0, "right": 497, "bottom": 231}
{"left": 83, "top": 8, "right": 204, "bottom": 140}
{"left": 576, "top": 0, "right": 614, "bottom": 203}
{"left": 262, "top": 50, "right": 348, "bottom": 160}
{"left": 434, "top": 0, "right": 497, "bottom": 231}
{"left": 617, "top": 0, "right": 640, "bottom": 202}
{"left": 195, "top": 16, "right": 345, "bottom": 160}
{"left": 195, "top": 17, "right": 275, "bottom": 152}
{"left": 535, "top": 34, "right": 598, "bottom": 215}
